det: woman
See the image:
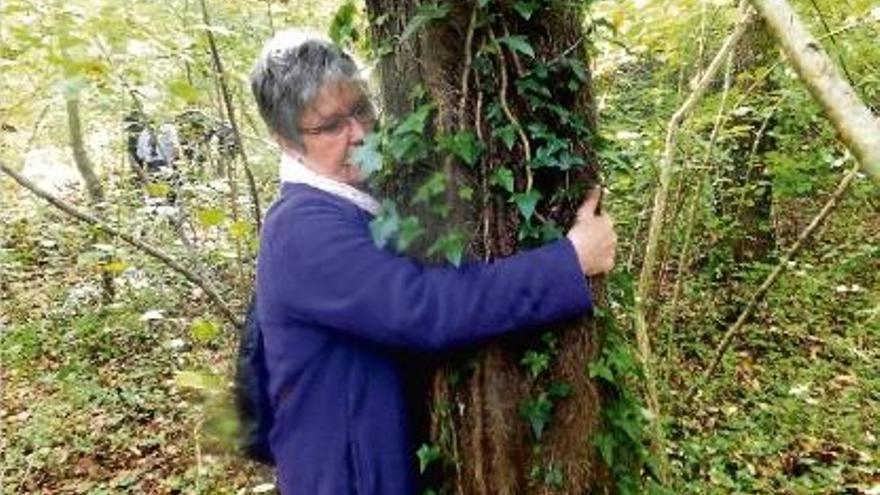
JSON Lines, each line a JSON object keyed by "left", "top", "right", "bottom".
{"left": 251, "top": 30, "right": 616, "bottom": 495}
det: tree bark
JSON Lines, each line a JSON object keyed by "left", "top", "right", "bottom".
{"left": 66, "top": 96, "right": 104, "bottom": 203}
{"left": 365, "top": 1, "right": 610, "bottom": 493}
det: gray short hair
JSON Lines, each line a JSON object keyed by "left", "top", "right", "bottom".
{"left": 250, "top": 30, "right": 360, "bottom": 147}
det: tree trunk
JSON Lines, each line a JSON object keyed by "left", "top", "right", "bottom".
{"left": 365, "top": 2, "right": 611, "bottom": 493}
{"left": 66, "top": 94, "right": 114, "bottom": 302}
{"left": 66, "top": 96, "right": 104, "bottom": 203}
{"left": 716, "top": 18, "right": 776, "bottom": 264}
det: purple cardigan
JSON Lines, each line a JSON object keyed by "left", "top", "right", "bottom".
{"left": 256, "top": 183, "right": 591, "bottom": 495}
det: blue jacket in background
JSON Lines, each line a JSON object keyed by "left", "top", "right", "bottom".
{"left": 256, "top": 183, "right": 592, "bottom": 494}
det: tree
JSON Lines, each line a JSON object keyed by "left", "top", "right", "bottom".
{"left": 361, "top": 1, "right": 630, "bottom": 493}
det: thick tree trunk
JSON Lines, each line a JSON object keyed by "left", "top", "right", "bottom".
{"left": 365, "top": 1, "right": 610, "bottom": 493}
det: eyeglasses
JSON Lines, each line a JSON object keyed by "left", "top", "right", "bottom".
{"left": 299, "top": 99, "right": 376, "bottom": 137}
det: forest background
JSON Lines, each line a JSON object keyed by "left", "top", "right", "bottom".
{"left": 0, "top": 0, "right": 878, "bottom": 493}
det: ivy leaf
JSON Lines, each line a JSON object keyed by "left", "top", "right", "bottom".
{"left": 513, "top": 0, "right": 539, "bottom": 20}
{"left": 369, "top": 200, "right": 401, "bottom": 249}
{"left": 413, "top": 171, "right": 446, "bottom": 205}
{"left": 593, "top": 433, "right": 616, "bottom": 466}
{"left": 490, "top": 167, "right": 515, "bottom": 193}
{"left": 387, "top": 133, "right": 427, "bottom": 163}
{"left": 416, "top": 443, "right": 442, "bottom": 473}
{"left": 521, "top": 350, "right": 550, "bottom": 379}
{"left": 496, "top": 35, "right": 535, "bottom": 58}
{"left": 511, "top": 189, "right": 542, "bottom": 221}
{"left": 351, "top": 132, "right": 383, "bottom": 176}
{"left": 521, "top": 393, "right": 553, "bottom": 440}
{"left": 436, "top": 131, "right": 483, "bottom": 166}
{"left": 458, "top": 186, "right": 474, "bottom": 201}
{"left": 492, "top": 124, "right": 517, "bottom": 150}
{"left": 393, "top": 103, "right": 434, "bottom": 136}
{"left": 396, "top": 216, "right": 424, "bottom": 251}
{"left": 588, "top": 359, "right": 615, "bottom": 383}
{"left": 427, "top": 231, "right": 465, "bottom": 266}
{"left": 400, "top": 3, "right": 451, "bottom": 42}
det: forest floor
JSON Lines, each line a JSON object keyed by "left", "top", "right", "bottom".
{"left": 1, "top": 179, "right": 878, "bottom": 495}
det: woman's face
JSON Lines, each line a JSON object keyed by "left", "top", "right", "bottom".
{"left": 293, "top": 81, "right": 375, "bottom": 185}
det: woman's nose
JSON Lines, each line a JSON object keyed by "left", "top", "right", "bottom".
{"left": 348, "top": 117, "right": 368, "bottom": 144}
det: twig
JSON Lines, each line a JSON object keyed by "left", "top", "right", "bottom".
{"left": 0, "top": 160, "right": 241, "bottom": 327}
{"left": 632, "top": 3, "right": 753, "bottom": 479}
{"left": 199, "top": 0, "right": 262, "bottom": 234}
{"left": 686, "top": 160, "right": 862, "bottom": 401}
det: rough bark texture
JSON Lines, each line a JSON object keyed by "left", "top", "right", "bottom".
{"left": 365, "top": 1, "right": 610, "bottom": 493}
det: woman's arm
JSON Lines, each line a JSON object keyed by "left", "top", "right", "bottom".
{"left": 258, "top": 197, "right": 591, "bottom": 351}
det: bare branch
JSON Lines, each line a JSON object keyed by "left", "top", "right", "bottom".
{"left": 748, "top": 0, "right": 880, "bottom": 182}
{"left": 686, "top": 161, "right": 862, "bottom": 402}
{"left": 0, "top": 161, "right": 241, "bottom": 328}
{"left": 634, "top": 0, "right": 753, "bottom": 425}
{"left": 199, "top": 0, "right": 263, "bottom": 233}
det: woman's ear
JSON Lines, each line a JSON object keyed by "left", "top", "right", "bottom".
{"left": 276, "top": 135, "right": 306, "bottom": 158}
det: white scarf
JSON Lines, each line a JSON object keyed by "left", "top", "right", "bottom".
{"left": 279, "top": 152, "right": 381, "bottom": 216}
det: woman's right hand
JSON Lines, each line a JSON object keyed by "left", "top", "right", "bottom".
{"left": 566, "top": 188, "right": 617, "bottom": 276}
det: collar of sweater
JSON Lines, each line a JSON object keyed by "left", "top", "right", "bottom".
{"left": 279, "top": 152, "right": 380, "bottom": 216}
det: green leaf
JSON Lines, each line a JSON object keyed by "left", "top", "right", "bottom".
{"left": 520, "top": 393, "right": 553, "bottom": 440}
{"left": 521, "top": 350, "right": 550, "bottom": 379}
{"left": 490, "top": 167, "right": 515, "bottom": 193}
{"left": 427, "top": 231, "right": 465, "bottom": 266}
{"left": 393, "top": 103, "right": 434, "bottom": 136}
{"left": 189, "top": 319, "right": 219, "bottom": 344}
{"left": 478, "top": 0, "right": 491, "bottom": 7}
{"left": 369, "top": 200, "right": 401, "bottom": 249}
{"left": 492, "top": 125, "right": 517, "bottom": 150}
{"left": 496, "top": 35, "right": 535, "bottom": 58}
{"left": 413, "top": 172, "right": 446, "bottom": 205}
{"left": 387, "top": 133, "right": 428, "bottom": 163}
{"left": 197, "top": 207, "right": 226, "bottom": 227}
{"left": 400, "top": 3, "right": 451, "bottom": 42}
{"left": 458, "top": 186, "right": 474, "bottom": 201}
{"left": 416, "top": 443, "right": 442, "bottom": 473}
{"left": 511, "top": 189, "right": 542, "bottom": 221}
{"left": 513, "top": 0, "right": 539, "bottom": 20}
{"left": 436, "top": 131, "right": 483, "bottom": 166}
{"left": 351, "top": 132, "right": 383, "bottom": 176}
{"left": 167, "top": 79, "right": 199, "bottom": 103}
{"left": 593, "top": 433, "right": 616, "bottom": 466}
{"left": 396, "top": 216, "right": 424, "bottom": 251}
{"left": 228, "top": 220, "right": 251, "bottom": 241}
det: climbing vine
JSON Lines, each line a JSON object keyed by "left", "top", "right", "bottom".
{"left": 339, "top": 0, "right": 663, "bottom": 492}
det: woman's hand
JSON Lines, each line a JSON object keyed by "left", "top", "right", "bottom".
{"left": 566, "top": 188, "right": 617, "bottom": 276}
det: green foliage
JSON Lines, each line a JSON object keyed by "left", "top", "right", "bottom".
{"left": 400, "top": 2, "right": 451, "bottom": 42}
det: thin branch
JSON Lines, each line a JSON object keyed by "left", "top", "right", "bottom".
{"left": 0, "top": 160, "right": 241, "bottom": 328}
{"left": 634, "top": 0, "right": 753, "bottom": 422}
{"left": 199, "top": 0, "right": 263, "bottom": 234}
{"left": 686, "top": 160, "right": 862, "bottom": 402}
{"left": 631, "top": 5, "right": 753, "bottom": 478}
